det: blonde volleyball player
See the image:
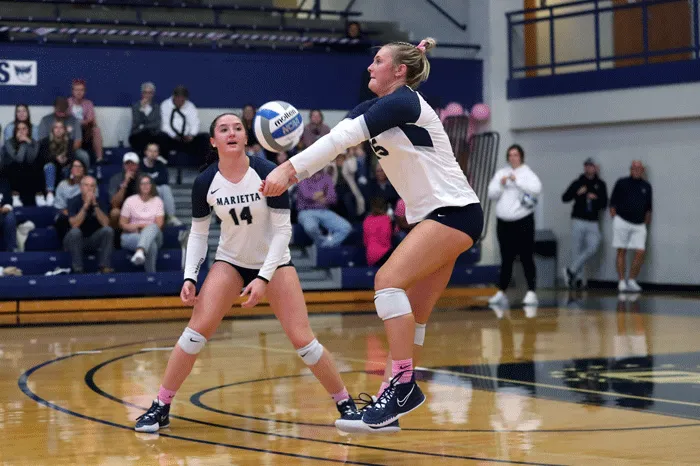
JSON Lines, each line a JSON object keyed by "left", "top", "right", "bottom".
{"left": 135, "top": 113, "right": 362, "bottom": 432}
{"left": 262, "top": 38, "right": 484, "bottom": 432}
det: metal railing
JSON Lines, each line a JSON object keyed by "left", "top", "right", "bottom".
{"left": 507, "top": 0, "right": 700, "bottom": 78}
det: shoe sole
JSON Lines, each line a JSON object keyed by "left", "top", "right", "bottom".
{"left": 335, "top": 419, "right": 401, "bottom": 434}
{"left": 134, "top": 422, "right": 169, "bottom": 433}
{"left": 363, "top": 394, "right": 426, "bottom": 428}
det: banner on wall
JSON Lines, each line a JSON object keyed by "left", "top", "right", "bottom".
{"left": 0, "top": 60, "right": 38, "bottom": 86}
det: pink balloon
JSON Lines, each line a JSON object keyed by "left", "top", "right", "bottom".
{"left": 440, "top": 102, "right": 465, "bottom": 122}
{"left": 470, "top": 103, "right": 490, "bottom": 121}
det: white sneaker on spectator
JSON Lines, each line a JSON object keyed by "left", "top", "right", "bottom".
{"left": 45, "top": 192, "right": 55, "bottom": 206}
{"left": 627, "top": 293, "right": 641, "bottom": 302}
{"left": 12, "top": 195, "right": 23, "bottom": 207}
{"left": 522, "top": 291, "right": 539, "bottom": 305}
{"left": 131, "top": 249, "right": 146, "bottom": 266}
{"left": 35, "top": 194, "right": 46, "bottom": 207}
{"left": 488, "top": 290, "right": 507, "bottom": 305}
{"left": 168, "top": 215, "right": 183, "bottom": 226}
{"left": 524, "top": 305, "right": 538, "bottom": 318}
{"left": 618, "top": 280, "right": 628, "bottom": 292}
{"left": 627, "top": 279, "right": 642, "bottom": 292}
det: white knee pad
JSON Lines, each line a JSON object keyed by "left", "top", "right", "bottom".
{"left": 297, "top": 338, "right": 324, "bottom": 365}
{"left": 374, "top": 288, "right": 412, "bottom": 321}
{"left": 414, "top": 323, "right": 427, "bottom": 346}
{"left": 177, "top": 327, "right": 207, "bottom": 355}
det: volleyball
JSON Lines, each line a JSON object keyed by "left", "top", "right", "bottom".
{"left": 253, "top": 101, "right": 304, "bottom": 153}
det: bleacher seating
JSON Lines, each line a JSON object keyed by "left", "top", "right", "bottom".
{"left": 0, "top": 0, "right": 408, "bottom": 50}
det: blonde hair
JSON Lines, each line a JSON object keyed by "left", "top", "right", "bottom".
{"left": 386, "top": 37, "right": 437, "bottom": 89}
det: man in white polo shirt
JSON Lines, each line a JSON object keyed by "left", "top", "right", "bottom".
{"left": 609, "top": 160, "right": 652, "bottom": 292}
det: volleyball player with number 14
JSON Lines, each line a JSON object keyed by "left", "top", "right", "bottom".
{"left": 134, "top": 112, "right": 364, "bottom": 433}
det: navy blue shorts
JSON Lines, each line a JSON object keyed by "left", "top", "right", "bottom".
{"left": 425, "top": 203, "right": 484, "bottom": 242}
{"left": 214, "top": 260, "right": 294, "bottom": 286}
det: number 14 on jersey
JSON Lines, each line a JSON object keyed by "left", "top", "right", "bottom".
{"left": 229, "top": 206, "right": 253, "bottom": 225}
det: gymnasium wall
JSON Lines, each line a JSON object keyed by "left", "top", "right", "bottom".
{"left": 480, "top": 0, "right": 700, "bottom": 286}
{"left": 0, "top": 43, "right": 482, "bottom": 146}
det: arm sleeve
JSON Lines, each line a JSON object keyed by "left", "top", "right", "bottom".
{"left": 487, "top": 170, "right": 504, "bottom": 200}
{"left": 290, "top": 93, "right": 420, "bottom": 180}
{"left": 257, "top": 209, "right": 292, "bottom": 282}
{"left": 191, "top": 171, "right": 214, "bottom": 219}
{"left": 187, "top": 103, "right": 200, "bottom": 136}
{"left": 184, "top": 216, "right": 210, "bottom": 283}
{"left": 561, "top": 180, "right": 579, "bottom": 202}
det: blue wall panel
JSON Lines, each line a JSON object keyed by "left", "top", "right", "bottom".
{"left": 0, "top": 44, "right": 482, "bottom": 110}
{"left": 508, "top": 59, "right": 700, "bottom": 99}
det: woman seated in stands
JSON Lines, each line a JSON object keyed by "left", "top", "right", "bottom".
{"left": 3, "top": 103, "right": 39, "bottom": 143}
{"left": 39, "top": 120, "right": 75, "bottom": 207}
{"left": 119, "top": 174, "right": 164, "bottom": 273}
{"left": 53, "top": 159, "right": 87, "bottom": 241}
{"left": 0, "top": 121, "right": 43, "bottom": 207}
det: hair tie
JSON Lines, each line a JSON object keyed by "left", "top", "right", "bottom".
{"left": 416, "top": 40, "right": 427, "bottom": 53}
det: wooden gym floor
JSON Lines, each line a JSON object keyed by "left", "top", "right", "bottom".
{"left": 1, "top": 289, "right": 700, "bottom": 465}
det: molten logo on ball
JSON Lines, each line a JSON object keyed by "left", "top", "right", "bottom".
{"left": 254, "top": 101, "right": 305, "bottom": 153}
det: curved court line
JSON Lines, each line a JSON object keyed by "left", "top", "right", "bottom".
{"left": 85, "top": 350, "right": 563, "bottom": 465}
{"left": 190, "top": 373, "right": 700, "bottom": 434}
{"left": 17, "top": 346, "right": 377, "bottom": 466}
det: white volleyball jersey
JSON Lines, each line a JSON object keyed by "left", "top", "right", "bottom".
{"left": 189, "top": 157, "right": 291, "bottom": 272}
{"left": 348, "top": 86, "right": 479, "bottom": 224}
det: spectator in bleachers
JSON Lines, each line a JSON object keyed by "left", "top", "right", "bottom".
{"left": 119, "top": 174, "right": 164, "bottom": 272}
{"left": 53, "top": 159, "right": 87, "bottom": 242}
{"left": 394, "top": 198, "right": 413, "bottom": 242}
{"left": 37, "top": 97, "right": 90, "bottom": 169}
{"left": 241, "top": 104, "right": 258, "bottom": 145}
{"left": 0, "top": 121, "right": 43, "bottom": 207}
{"left": 297, "top": 168, "right": 352, "bottom": 248}
{"left": 129, "top": 82, "right": 165, "bottom": 156}
{"left": 329, "top": 150, "right": 365, "bottom": 222}
{"left": 39, "top": 120, "right": 75, "bottom": 207}
{"left": 0, "top": 175, "right": 17, "bottom": 252}
{"left": 3, "top": 104, "right": 39, "bottom": 142}
{"left": 140, "top": 143, "right": 181, "bottom": 226}
{"left": 65, "top": 175, "right": 114, "bottom": 274}
{"left": 363, "top": 197, "right": 393, "bottom": 267}
{"left": 241, "top": 103, "right": 266, "bottom": 159}
{"left": 366, "top": 163, "right": 399, "bottom": 211}
{"left": 300, "top": 110, "right": 330, "bottom": 150}
{"left": 108, "top": 152, "right": 141, "bottom": 228}
{"left": 160, "top": 85, "right": 208, "bottom": 163}
{"left": 68, "top": 79, "right": 104, "bottom": 163}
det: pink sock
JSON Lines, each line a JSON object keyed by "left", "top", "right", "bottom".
{"left": 331, "top": 388, "right": 349, "bottom": 404}
{"left": 392, "top": 358, "right": 413, "bottom": 384}
{"left": 377, "top": 381, "right": 390, "bottom": 398}
{"left": 157, "top": 385, "right": 177, "bottom": 405}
